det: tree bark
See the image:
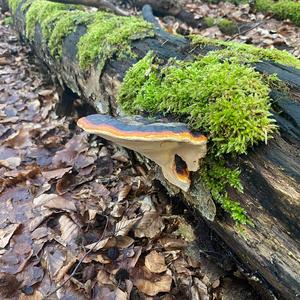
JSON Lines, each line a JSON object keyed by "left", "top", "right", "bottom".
{"left": 4, "top": 2, "right": 300, "bottom": 299}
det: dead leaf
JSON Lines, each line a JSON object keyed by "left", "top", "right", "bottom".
{"left": 159, "top": 237, "right": 187, "bottom": 251}
{"left": 33, "top": 193, "right": 76, "bottom": 211}
{"left": 5, "top": 128, "right": 32, "bottom": 149}
{"left": 133, "top": 266, "right": 172, "bottom": 296}
{"left": 45, "top": 247, "right": 66, "bottom": 279}
{"left": 134, "top": 212, "right": 165, "bottom": 239}
{"left": 58, "top": 215, "right": 80, "bottom": 246}
{"left": 118, "top": 184, "right": 131, "bottom": 202}
{"left": 115, "top": 217, "right": 140, "bottom": 236}
{"left": 145, "top": 251, "right": 167, "bottom": 274}
{"left": 97, "top": 269, "right": 114, "bottom": 285}
{"left": 0, "top": 223, "right": 20, "bottom": 248}
{"left": 19, "top": 290, "right": 42, "bottom": 300}
{"left": 41, "top": 167, "right": 72, "bottom": 180}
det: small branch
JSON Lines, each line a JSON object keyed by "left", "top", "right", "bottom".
{"left": 225, "top": 19, "right": 270, "bottom": 42}
{"left": 47, "top": 0, "right": 129, "bottom": 16}
{"left": 43, "top": 216, "right": 109, "bottom": 299}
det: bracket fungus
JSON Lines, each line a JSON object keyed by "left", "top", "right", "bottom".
{"left": 77, "top": 114, "right": 207, "bottom": 191}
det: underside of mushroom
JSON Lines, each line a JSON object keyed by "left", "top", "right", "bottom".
{"left": 77, "top": 114, "right": 207, "bottom": 191}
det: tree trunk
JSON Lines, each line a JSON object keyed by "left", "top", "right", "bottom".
{"left": 4, "top": 2, "right": 300, "bottom": 299}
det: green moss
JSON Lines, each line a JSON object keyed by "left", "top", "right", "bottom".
{"left": 203, "top": 17, "right": 238, "bottom": 35}
{"left": 22, "top": 0, "right": 153, "bottom": 70}
{"left": 77, "top": 12, "right": 153, "bottom": 70}
{"left": 203, "top": 17, "right": 215, "bottom": 27}
{"left": 191, "top": 35, "right": 300, "bottom": 70}
{"left": 48, "top": 11, "right": 92, "bottom": 57}
{"left": 25, "top": 0, "right": 79, "bottom": 41}
{"left": 217, "top": 18, "right": 238, "bottom": 35}
{"left": 4, "top": 16, "right": 13, "bottom": 26}
{"left": 256, "top": 0, "right": 300, "bottom": 27}
{"left": 119, "top": 52, "right": 275, "bottom": 155}
{"left": 8, "top": 0, "right": 23, "bottom": 14}
{"left": 200, "top": 158, "right": 252, "bottom": 225}
{"left": 118, "top": 51, "right": 278, "bottom": 225}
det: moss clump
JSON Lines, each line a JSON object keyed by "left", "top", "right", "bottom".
{"left": 200, "top": 158, "right": 252, "bottom": 225}
{"left": 25, "top": 0, "right": 78, "bottom": 40}
{"left": 22, "top": 0, "right": 153, "bottom": 70}
{"left": 192, "top": 35, "right": 300, "bottom": 70}
{"left": 255, "top": 0, "right": 300, "bottom": 27}
{"left": 217, "top": 18, "right": 238, "bottom": 35}
{"left": 203, "top": 17, "right": 215, "bottom": 27}
{"left": 8, "top": 0, "right": 23, "bottom": 14}
{"left": 48, "top": 11, "right": 92, "bottom": 58}
{"left": 4, "top": 16, "right": 13, "bottom": 26}
{"left": 77, "top": 12, "right": 153, "bottom": 70}
{"left": 119, "top": 51, "right": 275, "bottom": 155}
{"left": 118, "top": 51, "right": 278, "bottom": 225}
{"left": 203, "top": 17, "right": 238, "bottom": 35}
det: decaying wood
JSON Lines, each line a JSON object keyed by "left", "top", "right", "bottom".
{"left": 4, "top": 2, "right": 300, "bottom": 299}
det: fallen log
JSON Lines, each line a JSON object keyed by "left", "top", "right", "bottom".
{"left": 4, "top": 1, "right": 300, "bottom": 299}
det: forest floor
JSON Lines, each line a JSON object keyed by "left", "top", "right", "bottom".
{"left": 0, "top": 0, "right": 299, "bottom": 299}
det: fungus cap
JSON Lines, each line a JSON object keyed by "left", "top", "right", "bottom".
{"left": 77, "top": 114, "right": 207, "bottom": 191}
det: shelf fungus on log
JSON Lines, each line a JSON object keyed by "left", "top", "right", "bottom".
{"left": 77, "top": 114, "right": 207, "bottom": 191}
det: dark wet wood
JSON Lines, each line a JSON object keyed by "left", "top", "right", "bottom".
{"left": 5, "top": 2, "right": 300, "bottom": 299}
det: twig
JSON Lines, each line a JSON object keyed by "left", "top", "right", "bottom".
{"left": 47, "top": 0, "right": 129, "bottom": 16}
{"left": 43, "top": 216, "right": 109, "bottom": 299}
{"left": 226, "top": 19, "right": 267, "bottom": 42}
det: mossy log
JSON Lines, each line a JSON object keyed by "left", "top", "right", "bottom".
{"left": 4, "top": 1, "right": 300, "bottom": 299}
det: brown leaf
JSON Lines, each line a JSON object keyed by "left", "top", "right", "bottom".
{"left": 33, "top": 193, "right": 76, "bottom": 211}
{"left": 145, "top": 251, "right": 167, "bottom": 273}
{"left": 58, "top": 215, "right": 80, "bottom": 246}
{"left": 52, "top": 134, "right": 88, "bottom": 167}
{"left": 118, "top": 184, "right": 131, "bottom": 202}
{"left": 115, "top": 217, "right": 140, "bottom": 236}
{"left": 45, "top": 247, "right": 66, "bottom": 279}
{"left": 41, "top": 167, "right": 72, "bottom": 180}
{"left": 56, "top": 173, "right": 75, "bottom": 195}
{"left": 134, "top": 212, "right": 165, "bottom": 239}
{"left": 116, "top": 236, "right": 134, "bottom": 249}
{"left": 133, "top": 266, "right": 172, "bottom": 296}
{"left": 97, "top": 269, "right": 114, "bottom": 285}
{"left": 19, "top": 290, "right": 42, "bottom": 300}
{"left": 85, "top": 237, "right": 110, "bottom": 252}
{"left": 191, "top": 277, "right": 209, "bottom": 300}
{"left": 159, "top": 237, "right": 187, "bottom": 251}
{"left": 0, "top": 223, "right": 20, "bottom": 248}
{"left": 5, "top": 128, "right": 32, "bottom": 149}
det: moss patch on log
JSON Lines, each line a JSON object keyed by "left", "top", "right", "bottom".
{"left": 118, "top": 51, "right": 276, "bottom": 155}
{"left": 77, "top": 11, "right": 153, "bottom": 70}
{"left": 8, "top": 0, "right": 153, "bottom": 70}
{"left": 191, "top": 35, "right": 300, "bottom": 70}
{"left": 255, "top": 0, "right": 300, "bottom": 27}
{"left": 117, "top": 50, "right": 279, "bottom": 225}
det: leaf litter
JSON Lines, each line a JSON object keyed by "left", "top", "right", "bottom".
{"left": 0, "top": 8, "right": 261, "bottom": 300}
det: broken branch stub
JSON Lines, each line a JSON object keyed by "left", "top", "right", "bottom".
{"left": 77, "top": 114, "right": 207, "bottom": 191}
